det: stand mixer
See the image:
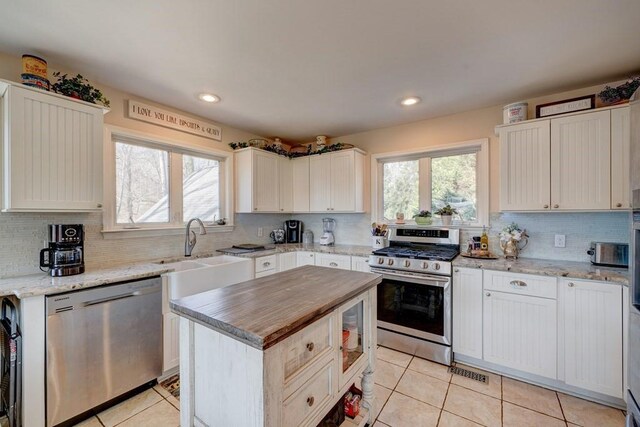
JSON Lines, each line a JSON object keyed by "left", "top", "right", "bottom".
{"left": 319, "top": 218, "right": 336, "bottom": 246}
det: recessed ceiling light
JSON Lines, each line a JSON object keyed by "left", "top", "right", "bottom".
{"left": 198, "top": 93, "right": 220, "bottom": 103}
{"left": 400, "top": 96, "right": 421, "bottom": 106}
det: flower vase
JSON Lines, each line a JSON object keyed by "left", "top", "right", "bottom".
{"left": 414, "top": 217, "right": 432, "bottom": 226}
{"left": 441, "top": 215, "right": 452, "bottom": 226}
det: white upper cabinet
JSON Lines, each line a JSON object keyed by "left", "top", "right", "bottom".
{"left": 0, "top": 81, "right": 105, "bottom": 211}
{"left": 452, "top": 267, "right": 483, "bottom": 359}
{"left": 291, "top": 156, "right": 310, "bottom": 212}
{"left": 560, "top": 278, "right": 623, "bottom": 398}
{"left": 498, "top": 106, "right": 628, "bottom": 212}
{"left": 235, "top": 148, "right": 280, "bottom": 212}
{"left": 551, "top": 110, "right": 611, "bottom": 210}
{"left": 611, "top": 106, "right": 630, "bottom": 210}
{"left": 309, "top": 149, "right": 366, "bottom": 213}
{"left": 499, "top": 120, "right": 551, "bottom": 211}
{"left": 278, "top": 156, "right": 293, "bottom": 212}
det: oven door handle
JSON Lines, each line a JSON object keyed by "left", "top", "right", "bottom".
{"left": 371, "top": 268, "right": 450, "bottom": 288}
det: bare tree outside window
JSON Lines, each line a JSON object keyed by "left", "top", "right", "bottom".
{"left": 431, "top": 153, "right": 477, "bottom": 222}
{"left": 383, "top": 160, "right": 419, "bottom": 220}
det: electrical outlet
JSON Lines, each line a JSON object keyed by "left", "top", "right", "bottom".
{"left": 257, "top": 227, "right": 263, "bottom": 237}
{"left": 554, "top": 234, "right": 566, "bottom": 248}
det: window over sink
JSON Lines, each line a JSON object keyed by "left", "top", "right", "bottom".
{"left": 375, "top": 138, "right": 489, "bottom": 227}
{"left": 103, "top": 126, "right": 231, "bottom": 237}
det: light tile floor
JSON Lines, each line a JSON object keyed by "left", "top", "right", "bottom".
{"left": 72, "top": 347, "right": 627, "bottom": 427}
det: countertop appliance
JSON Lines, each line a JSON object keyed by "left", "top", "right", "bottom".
{"left": 39, "top": 224, "right": 84, "bottom": 277}
{"left": 320, "top": 218, "right": 336, "bottom": 246}
{"left": 587, "top": 241, "right": 629, "bottom": 267}
{"left": 284, "top": 220, "right": 303, "bottom": 243}
{"left": 46, "top": 277, "right": 162, "bottom": 426}
{"left": 627, "top": 90, "right": 639, "bottom": 427}
{"left": 369, "top": 227, "right": 460, "bottom": 365}
{"left": 0, "top": 298, "right": 20, "bottom": 427}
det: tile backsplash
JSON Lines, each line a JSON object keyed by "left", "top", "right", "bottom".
{"left": 0, "top": 210, "right": 629, "bottom": 278}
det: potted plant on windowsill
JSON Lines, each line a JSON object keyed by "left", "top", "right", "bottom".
{"left": 435, "top": 204, "right": 458, "bottom": 226}
{"left": 413, "top": 210, "right": 432, "bottom": 226}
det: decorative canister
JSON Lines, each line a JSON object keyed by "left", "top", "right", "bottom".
{"left": 503, "top": 102, "right": 528, "bottom": 124}
{"left": 22, "top": 54, "right": 48, "bottom": 79}
{"left": 20, "top": 73, "right": 50, "bottom": 91}
{"left": 372, "top": 236, "right": 388, "bottom": 249}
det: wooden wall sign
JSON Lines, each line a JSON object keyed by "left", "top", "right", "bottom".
{"left": 128, "top": 100, "right": 222, "bottom": 141}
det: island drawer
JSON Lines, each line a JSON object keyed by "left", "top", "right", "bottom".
{"left": 255, "top": 255, "right": 277, "bottom": 274}
{"left": 283, "top": 361, "right": 334, "bottom": 427}
{"left": 283, "top": 313, "right": 334, "bottom": 381}
{"left": 484, "top": 270, "right": 557, "bottom": 299}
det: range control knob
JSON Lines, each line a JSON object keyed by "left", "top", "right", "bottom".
{"left": 433, "top": 263, "right": 441, "bottom": 271}
{"left": 377, "top": 257, "right": 385, "bottom": 265}
{"left": 422, "top": 261, "right": 429, "bottom": 269}
{"left": 404, "top": 260, "right": 411, "bottom": 267}
{"left": 387, "top": 259, "right": 394, "bottom": 266}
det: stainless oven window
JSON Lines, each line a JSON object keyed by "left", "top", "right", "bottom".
{"left": 377, "top": 277, "right": 445, "bottom": 337}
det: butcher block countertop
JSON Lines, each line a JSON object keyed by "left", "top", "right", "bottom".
{"left": 170, "top": 265, "right": 381, "bottom": 350}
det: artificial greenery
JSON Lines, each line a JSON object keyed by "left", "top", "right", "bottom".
{"left": 51, "top": 72, "right": 110, "bottom": 107}
{"left": 228, "top": 141, "right": 350, "bottom": 158}
{"left": 414, "top": 210, "right": 432, "bottom": 218}
{"left": 435, "top": 204, "right": 458, "bottom": 216}
{"left": 598, "top": 76, "right": 640, "bottom": 105}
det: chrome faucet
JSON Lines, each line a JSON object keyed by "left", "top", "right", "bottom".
{"left": 185, "top": 218, "right": 207, "bottom": 257}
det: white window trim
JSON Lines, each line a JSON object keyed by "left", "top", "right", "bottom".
{"left": 370, "top": 138, "right": 489, "bottom": 228}
{"left": 102, "top": 125, "right": 234, "bottom": 238}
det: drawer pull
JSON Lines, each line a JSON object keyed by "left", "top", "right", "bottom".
{"left": 330, "top": 262, "right": 338, "bottom": 267}
{"left": 263, "top": 262, "right": 271, "bottom": 267}
{"left": 307, "top": 396, "right": 315, "bottom": 407}
{"left": 616, "top": 203, "right": 623, "bottom": 208}
{"left": 306, "top": 342, "right": 314, "bottom": 352}
{"left": 568, "top": 282, "right": 575, "bottom": 287}
{"left": 510, "top": 280, "right": 527, "bottom": 287}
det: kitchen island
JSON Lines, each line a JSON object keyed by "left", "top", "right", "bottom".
{"left": 170, "top": 265, "right": 381, "bottom": 427}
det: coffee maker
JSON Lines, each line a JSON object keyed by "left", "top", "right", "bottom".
{"left": 39, "top": 224, "right": 85, "bottom": 277}
{"left": 284, "top": 220, "right": 303, "bottom": 243}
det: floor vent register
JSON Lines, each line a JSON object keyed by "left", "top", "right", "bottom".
{"left": 448, "top": 366, "right": 489, "bottom": 384}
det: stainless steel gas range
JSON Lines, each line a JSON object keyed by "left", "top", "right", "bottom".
{"left": 369, "top": 227, "right": 459, "bottom": 365}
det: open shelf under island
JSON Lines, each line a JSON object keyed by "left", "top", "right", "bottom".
{"left": 170, "top": 265, "right": 381, "bottom": 427}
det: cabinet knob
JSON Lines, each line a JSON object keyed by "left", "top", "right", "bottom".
{"left": 306, "top": 342, "right": 314, "bottom": 352}
{"left": 454, "top": 269, "right": 459, "bottom": 273}
{"left": 485, "top": 292, "right": 491, "bottom": 297}
{"left": 568, "top": 282, "right": 575, "bottom": 287}
{"left": 553, "top": 204, "right": 559, "bottom": 208}
{"left": 254, "top": 208, "right": 258, "bottom": 211}
{"left": 307, "top": 396, "right": 315, "bottom": 407}
{"left": 96, "top": 203, "right": 103, "bottom": 208}
{"left": 280, "top": 208, "right": 284, "bottom": 211}
{"left": 616, "top": 203, "right": 623, "bottom": 208}
{"left": 543, "top": 204, "right": 549, "bottom": 209}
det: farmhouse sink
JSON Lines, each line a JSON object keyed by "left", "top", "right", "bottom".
{"left": 164, "top": 255, "right": 253, "bottom": 300}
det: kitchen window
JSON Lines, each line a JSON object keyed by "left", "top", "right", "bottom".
{"left": 374, "top": 138, "right": 489, "bottom": 227}
{"left": 103, "top": 126, "right": 231, "bottom": 236}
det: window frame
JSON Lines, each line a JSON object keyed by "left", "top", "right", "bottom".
{"left": 102, "top": 125, "right": 233, "bottom": 238}
{"left": 371, "top": 138, "right": 489, "bottom": 228}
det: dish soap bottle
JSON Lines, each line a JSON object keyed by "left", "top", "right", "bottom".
{"left": 480, "top": 226, "right": 489, "bottom": 251}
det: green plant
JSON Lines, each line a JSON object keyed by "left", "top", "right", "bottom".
{"left": 414, "top": 210, "right": 432, "bottom": 218}
{"left": 51, "top": 72, "right": 110, "bottom": 107}
{"left": 598, "top": 76, "right": 640, "bottom": 105}
{"left": 435, "top": 204, "right": 458, "bottom": 216}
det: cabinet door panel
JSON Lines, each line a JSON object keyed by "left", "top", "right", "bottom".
{"left": 611, "top": 107, "right": 630, "bottom": 210}
{"left": 278, "top": 252, "right": 297, "bottom": 272}
{"left": 453, "top": 268, "right": 483, "bottom": 359}
{"left": 561, "top": 279, "right": 622, "bottom": 397}
{"left": 483, "top": 291, "right": 557, "bottom": 378}
{"left": 278, "top": 157, "right": 293, "bottom": 212}
{"left": 309, "top": 155, "right": 331, "bottom": 212}
{"left": 330, "top": 151, "right": 355, "bottom": 211}
{"left": 163, "top": 313, "right": 180, "bottom": 372}
{"left": 292, "top": 157, "right": 310, "bottom": 212}
{"left": 351, "top": 256, "right": 371, "bottom": 272}
{"left": 551, "top": 111, "right": 610, "bottom": 210}
{"left": 499, "top": 120, "right": 551, "bottom": 211}
{"left": 6, "top": 86, "right": 103, "bottom": 210}
{"left": 253, "top": 151, "right": 280, "bottom": 212}
{"left": 296, "top": 251, "right": 315, "bottom": 266}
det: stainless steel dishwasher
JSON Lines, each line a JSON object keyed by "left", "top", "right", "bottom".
{"left": 46, "top": 277, "right": 162, "bottom": 427}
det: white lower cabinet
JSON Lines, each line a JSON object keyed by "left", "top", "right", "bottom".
{"left": 351, "top": 256, "right": 371, "bottom": 272}
{"left": 560, "top": 278, "right": 623, "bottom": 398}
{"left": 483, "top": 289, "right": 557, "bottom": 379}
{"left": 163, "top": 313, "right": 180, "bottom": 371}
{"left": 297, "top": 251, "right": 316, "bottom": 266}
{"left": 315, "top": 253, "right": 351, "bottom": 270}
{"left": 255, "top": 255, "right": 277, "bottom": 278}
{"left": 452, "top": 267, "right": 483, "bottom": 359}
{"left": 278, "top": 252, "right": 298, "bottom": 272}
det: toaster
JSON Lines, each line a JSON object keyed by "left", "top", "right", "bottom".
{"left": 587, "top": 242, "right": 628, "bottom": 267}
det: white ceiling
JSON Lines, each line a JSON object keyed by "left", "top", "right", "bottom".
{"left": 0, "top": 1, "right": 639, "bottom": 142}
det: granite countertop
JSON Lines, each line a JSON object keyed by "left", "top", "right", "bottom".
{"left": 453, "top": 256, "right": 629, "bottom": 285}
{"left": 216, "top": 243, "right": 374, "bottom": 258}
{"left": 0, "top": 263, "right": 174, "bottom": 298}
{"left": 170, "top": 265, "right": 381, "bottom": 350}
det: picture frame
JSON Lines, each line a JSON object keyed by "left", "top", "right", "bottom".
{"left": 535, "top": 95, "right": 595, "bottom": 118}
